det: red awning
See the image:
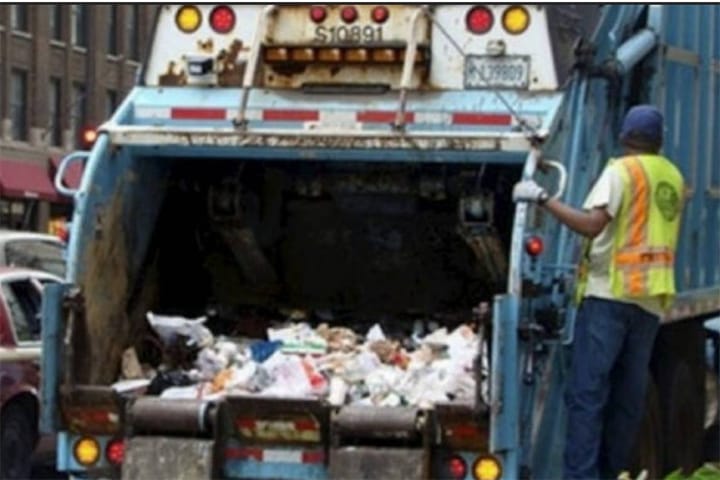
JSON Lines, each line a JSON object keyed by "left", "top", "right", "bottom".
{"left": 49, "top": 156, "right": 84, "bottom": 190}
{"left": 0, "top": 158, "right": 60, "bottom": 202}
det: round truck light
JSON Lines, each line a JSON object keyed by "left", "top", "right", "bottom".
{"left": 466, "top": 6, "right": 494, "bottom": 34}
{"left": 309, "top": 5, "right": 327, "bottom": 23}
{"left": 73, "top": 437, "right": 100, "bottom": 466}
{"left": 106, "top": 438, "right": 125, "bottom": 466}
{"left": 175, "top": 5, "right": 202, "bottom": 33}
{"left": 502, "top": 6, "right": 530, "bottom": 34}
{"left": 209, "top": 5, "right": 235, "bottom": 34}
{"left": 340, "top": 6, "right": 358, "bottom": 24}
{"left": 448, "top": 455, "right": 468, "bottom": 479}
{"left": 371, "top": 6, "right": 389, "bottom": 24}
{"left": 473, "top": 455, "right": 502, "bottom": 480}
{"left": 525, "top": 235, "right": 544, "bottom": 257}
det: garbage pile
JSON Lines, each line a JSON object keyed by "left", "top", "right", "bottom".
{"left": 112, "top": 311, "right": 486, "bottom": 409}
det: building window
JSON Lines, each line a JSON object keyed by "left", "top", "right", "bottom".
{"left": 126, "top": 5, "right": 139, "bottom": 60}
{"left": 49, "top": 78, "right": 63, "bottom": 147}
{"left": 10, "top": 70, "right": 28, "bottom": 141}
{"left": 11, "top": 5, "right": 29, "bottom": 32}
{"left": 106, "top": 90, "right": 118, "bottom": 119}
{"left": 71, "top": 5, "right": 87, "bottom": 47}
{"left": 0, "top": 199, "right": 37, "bottom": 232}
{"left": 107, "top": 5, "right": 118, "bottom": 55}
{"left": 70, "top": 83, "right": 86, "bottom": 148}
{"left": 49, "top": 5, "right": 63, "bottom": 41}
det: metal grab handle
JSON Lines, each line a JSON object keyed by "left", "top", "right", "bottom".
{"left": 394, "top": 6, "right": 428, "bottom": 130}
{"left": 235, "top": 5, "right": 277, "bottom": 129}
{"left": 54, "top": 152, "right": 89, "bottom": 197}
{"left": 540, "top": 160, "right": 567, "bottom": 200}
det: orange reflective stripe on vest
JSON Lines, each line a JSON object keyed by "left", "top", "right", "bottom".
{"left": 618, "top": 157, "right": 652, "bottom": 295}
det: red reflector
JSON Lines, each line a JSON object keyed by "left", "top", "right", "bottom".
{"left": 466, "top": 6, "right": 494, "bottom": 34}
{"left": 451, "top": 113, "right": 512, "bottom": 126}
{"left": 340, "top": 6, "right": 358, "bottom": 23}
{"left": 171, "top": 108, "right": 226, "bottom": 120}
{"left": 525, "top": 236, "right": 544, "bottom": 256}
{"left": 262, "top": 109, "right": 319, "bottom": 122}
{"left": 106, "top": 439, "right": 125, "bottom": 466}
{"left": 209, "top": 6, "right": 236, "bottom": 34}
{"left": 357, "top": 111, "right": 414, "bottom": 124}
{"left": 225, "top": 447, "right": 263, "bottom": 461}
{"left": 301, "top": 450, "right": 325, "bottom": 464}
{"left": 371, "top": 6, "right": 389, "bottom": 24}
{"left": 309, "top": 5, "right": 327, "bottom": 23}
{"left": 293, "top": 419, "right": 319, "bottom": 431}
{"left": 448, "top": 456, "right": 468, "bottom": 479}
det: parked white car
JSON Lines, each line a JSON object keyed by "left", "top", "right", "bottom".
{"left": 0, "top": 230, "right": 66, "bottom": 278}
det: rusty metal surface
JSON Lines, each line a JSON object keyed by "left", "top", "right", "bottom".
{"left": 333, "top": 406, "right": 421, "bottom": 439}
{"left": 122, "top": 436, "right": 216, "bottom": 480}
{"left": 128, "top": 397, "right": 213, "bottom": 436}
{"left": 328, "top": 446, "right": 426, "bottom": 480}
{"left": 108, "top": 126, "right": 537, "bottom": 152}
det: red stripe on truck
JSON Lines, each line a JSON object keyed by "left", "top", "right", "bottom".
{"left": 357, "top": 111, "right": 415, "bottom": 123}
{"left": 225, "top": 447, "right": 263, "bottom": 461}
{"left": 263, "top": 109, "right": 319, "bottom": 121}
{"left": 452, "top": 113, "right": 512, "bottom": 125}
{"left": 170, "top": 108, "right": 227, "bottom": 120}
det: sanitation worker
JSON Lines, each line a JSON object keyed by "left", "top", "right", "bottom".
{"left": 512, "top": 105, "right": 685, "bottom": 479}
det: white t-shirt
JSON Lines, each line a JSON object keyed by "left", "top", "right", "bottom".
{"left": 581, "top": 165, "right": 664, "bottom": 317}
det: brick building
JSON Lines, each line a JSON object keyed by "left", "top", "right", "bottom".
{"left": 0, "top": 4, "right": 157, "bottom": 232}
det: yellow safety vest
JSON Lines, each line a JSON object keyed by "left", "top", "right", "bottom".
{"left": 575, "top": 154, "right": 684, "bottom": 309}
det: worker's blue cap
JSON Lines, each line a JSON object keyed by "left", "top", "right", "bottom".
{"left": 620, "top": 105, "right": 664, "bottom": 146}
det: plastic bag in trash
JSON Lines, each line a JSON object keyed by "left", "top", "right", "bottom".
{"left": 365, "top": 323, "right": 386, "bottom": 342}
{"left": 146, "top": 312, "right": 214, "bottom": 348}
{"left": 146, "top": 370, "right": 195, "bottom": 396}
{"left": 196, "top": 347, "right": 229, "bottom": 380}
{"left": 250, "top": 340, "right": 283, "bottom": 363}
{"left": 261, "top": 354, "right": 315, "bottom": 397}
{"left": 340, "top": 350, "right": 382, "bottom": 384}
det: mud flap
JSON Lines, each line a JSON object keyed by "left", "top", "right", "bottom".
{"left": 328, "top": 447, "right": 425, "bottom": 480}
{"left": 122, "top": 437, "right": 216, "bottom": 480}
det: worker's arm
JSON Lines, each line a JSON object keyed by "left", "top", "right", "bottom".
{"left": 542, "top": 199, "right": 611, "bottom": 239}
{"left": 512, "top": 179, "right": 613, "bottom": 239}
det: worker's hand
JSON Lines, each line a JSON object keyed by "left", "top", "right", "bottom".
{"left": 512, "top": 180, "right": 549, "bottom": 204}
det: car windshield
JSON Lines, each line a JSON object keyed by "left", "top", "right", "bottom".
{"left": 5, "top": 239, "right": 66, "bottom": 277}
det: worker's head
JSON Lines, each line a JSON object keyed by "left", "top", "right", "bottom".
{"left": 620, "top": 105, "right": 664, "bottom": 153}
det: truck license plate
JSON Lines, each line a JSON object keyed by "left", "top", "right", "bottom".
{"left": 464, "top": 55, "right": 530, "bottom": 89}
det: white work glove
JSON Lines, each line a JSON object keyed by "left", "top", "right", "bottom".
{"left": 512, "top": 180, "right": 549, "bottom": 204}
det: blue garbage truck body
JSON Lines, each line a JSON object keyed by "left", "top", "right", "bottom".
{"left": 42, "top": 4, "right": 719, "bottom": 479}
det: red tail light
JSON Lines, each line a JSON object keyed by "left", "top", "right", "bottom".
{"left": 466, "top": 6, "right": 494, "bottom": 34}
{"left": 371, "top": 6, "right": 389, "bottom": 24}
{"left": 448, "top": 455, "right": 468, "bottom": 479}
{"left": 106, "top": 438, "right": 125, "bottom": 466}
{"left": 209, "top": 5, "right": 235, "bottom": 33}
{"left": 525, "top": 236, "right": 544, "bottom": 256}
{"left": 309, "top": 5, "right": 327, "bottom": 23}
{"left": 340, "top": 6, "right": 358, "bottom": 23}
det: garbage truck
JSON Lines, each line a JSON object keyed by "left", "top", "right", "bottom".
{"left": 41, "top": 4, "right": 720, "bottom": 479}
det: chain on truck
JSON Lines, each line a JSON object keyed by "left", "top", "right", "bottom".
{"left": 42, "top": 4, "right": 720, "bottom": 480}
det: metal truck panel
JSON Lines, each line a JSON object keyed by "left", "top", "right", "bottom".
{"left": 656, "top": 4, "right": 720, "bottom": 293}
{"left": 122, "top": 436, "right": 216, "bottom": 480}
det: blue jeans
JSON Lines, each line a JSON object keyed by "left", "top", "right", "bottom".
{"left": 564, "top": 296, "right": 660, "bottom": 480}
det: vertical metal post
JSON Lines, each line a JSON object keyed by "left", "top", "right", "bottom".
{"left": 394, "top": 6, "right": 427, "bottom": 130}
{"left": 234, "top": 5, "right": 276, "bottom": 129}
